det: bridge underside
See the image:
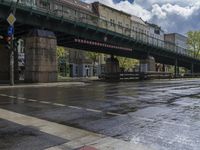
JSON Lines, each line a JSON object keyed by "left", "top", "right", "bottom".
{"left": 0, "top": 3, "right": 200, "bottom": 73}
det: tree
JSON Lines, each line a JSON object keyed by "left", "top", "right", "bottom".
{"left": 56, "top": 46, "right": 66, "bottom": 60}
{"left": 117, "top": 56, "right": 138, "bottom": 72}
{"left": 187, "top": 31, "right": 200, "bottom": 58}
{"left": 56, "top": 47, "right": 69, "bottom": 76}
{"left": 86, "top": 51, "right": 101, "bottom": 65}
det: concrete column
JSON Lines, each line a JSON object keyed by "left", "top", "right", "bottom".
{"left": 104, "top": 55, "right": 120, "bottom": 80}
{"left": 140, "top": 56, "right": 156, "bottom": 72}
{"left": 25, "top": 29, "right": 57, "bottom": 83}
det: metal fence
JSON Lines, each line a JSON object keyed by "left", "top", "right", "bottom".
{"left": 1, "top": 0, "right": 195, "bottom": 59}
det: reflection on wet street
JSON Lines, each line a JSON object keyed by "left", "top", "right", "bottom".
{"left": 1, "top": 79, "right": 200, "bottom": 150}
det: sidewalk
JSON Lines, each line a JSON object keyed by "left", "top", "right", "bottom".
{"left": 0, "top": 108, "right": 155, "bottom": 150}
{"left": 0, "top": 77, "right": 99, "bottom": 89}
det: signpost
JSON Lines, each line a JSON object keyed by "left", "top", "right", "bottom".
{"left": 8, "top": 26, "right": 14, "bottom": 37}
{"left": 7, "top": 0, "right": 19, "bottom": 86}
{"left": 7, "top": 13, "right": 16, "bottom": 26}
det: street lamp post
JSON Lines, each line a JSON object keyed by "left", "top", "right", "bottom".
{"left": 9, "top": 0, "right": 19, "bottom": 86}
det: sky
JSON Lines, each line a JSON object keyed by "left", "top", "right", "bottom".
{"left": 82, "top": 0, "right": 200, "bottom": 35}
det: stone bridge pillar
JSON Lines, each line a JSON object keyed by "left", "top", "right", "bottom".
{"left": 25, "top": 29, "right": 57, "bottom": 83}
{"left": 140, "top": 56, "right": 156, "bottom": 72}
{"left": 104, "top": 55, "right": 120, "bottom": 80}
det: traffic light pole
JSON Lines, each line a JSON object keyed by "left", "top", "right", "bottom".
{"left": 10, "top": 0, "right": 19, "bottom": 86}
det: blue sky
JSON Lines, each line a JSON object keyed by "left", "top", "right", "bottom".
{"left": 83, "top": 0, "right": 200, "bottom": 35}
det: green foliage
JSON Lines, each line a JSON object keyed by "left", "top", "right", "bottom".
{"left": 117, "top": 56, "right": 139, "bottom": 71}
{"left": 86, "top": 52, "right": 101, "bottom": 64}
{"left": 56, "top": 47, "right": 66, "bottom": 59}
{"left": 56, "top": 47, "right": 69, "bottom": 76}
{"left": 187, "top": 31, "right": 200, "bottom": 58}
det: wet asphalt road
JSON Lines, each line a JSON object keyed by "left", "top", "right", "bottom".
{"left": 1, "top": 79, "right": 200, "bottom": 150}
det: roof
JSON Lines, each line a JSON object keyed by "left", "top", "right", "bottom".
{"left": 165, "top": 33, "right": 187, "bottom": 40}
{"left": 165, "top": 33, "right": 187, "bottom": 38}
{"left": 146, "top": 22, "right": 164, "bottom": 32}
{"left": 131, "top": 15, "right": 146, "bottom": 25}
{"left": 146, "top": 22, "right": 160, "bottom": 29}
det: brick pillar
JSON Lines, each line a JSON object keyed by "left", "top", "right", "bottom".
{"left": 140, "top": 56, "right": 156, "bottom": 72}
{"left": 25, "top": 29, "right": 57, "bottom": 83}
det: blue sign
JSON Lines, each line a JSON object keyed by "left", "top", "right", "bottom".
{"left": 7, "top": 26, "right": 14, "bottom": 37}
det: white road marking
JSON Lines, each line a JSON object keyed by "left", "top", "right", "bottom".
{"left": 68, "top": 105, "right": 83, "bottom": 110}
{"left": 52, "top": 103, "right": 66, "bottom": 107}
{"left": 0, "top": 94, "right": 8, "bottom": 96}
{"left": 86, "top": 108, "right": 102, "bottom": 113}
{"left": 8, "top": 96, "right": 16, "bottom": 99}
{"left": 106, "top": 112, "right": 124, "bottom": 116}
{"left": 17, "top": 97, "right": 26, "bottom": 100}
{"left": 39, "top": 101, "right": 51, "bottom": 104}
{"left": 27, "top": 99, "right": 37, "bottom": 102}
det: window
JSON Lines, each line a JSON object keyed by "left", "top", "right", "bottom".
{"left": 39, "top": 0, "right": 50, "bottom": 9}
{"left": 118, "top": 21, "right": 122, "bottom": 26}
{"left": 154, "top": 29, "right": 160, "bottom": 35}
{"left": 110, "top": 19, "right": 115, "bottom": 26}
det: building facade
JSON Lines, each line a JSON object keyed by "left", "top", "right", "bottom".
{"left": 146, "top": 23, "right": 164, "bottom": 47}
{"left": 18, "top": 0, "right": 36, "bottom": 6}
{"left": 68, "top": 48, "right": 107, "bottom": 77}
{"left": 164, "top": 33, "right": 188, "bottom": 55}
{"left": 92, "top": 2, "right": 131, "bottom": 36}
{"left": 131, "top": 15, "right": 148, "bottom": 42}
{"left": 69, "top": 48, "right": 94, "bottom": 77}
{"left": 35, "top": 0, "right": 98, "bottom": 25}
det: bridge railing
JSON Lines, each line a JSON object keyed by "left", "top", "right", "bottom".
{"left": 1, "top": 0, "right": 195, "bottom": 59}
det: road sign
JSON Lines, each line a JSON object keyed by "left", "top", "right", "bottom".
{"left": 7, "top": 13, "right": 16, "bottom": 26}
{"left": 8, "top": 26, "right": 14, "bottom": 36}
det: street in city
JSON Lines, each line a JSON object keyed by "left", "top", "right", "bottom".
{"left": 1, "top": 79, "right": 200, "bottom": 150}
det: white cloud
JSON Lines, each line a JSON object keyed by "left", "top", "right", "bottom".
{"left": 151, "top": 3, "right": 200, "bottom": 19}
{"left": 82, "top": 0, "right": 200, "bottom": 34}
